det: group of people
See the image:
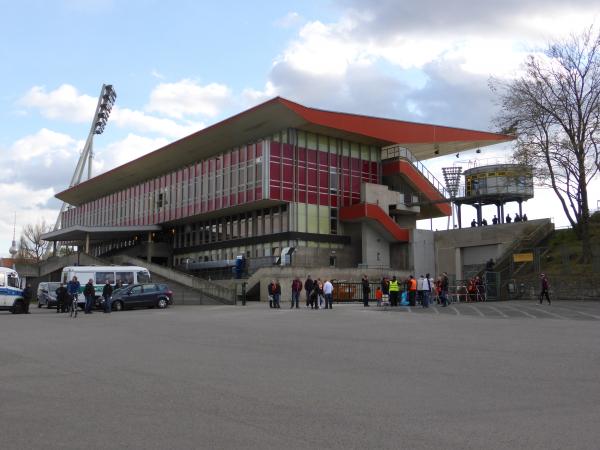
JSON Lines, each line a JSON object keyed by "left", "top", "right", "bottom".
{"left": 268, "top": 276, "right": 334, "bottom": 310}
{"left": 372, "top": 273, "right": 451, "bottom": 308}
{"left": 466, "top": 276, "right": 485, "bottom": 302}
{"left": 267, "top": 273, "right": 452, "bottom": 310}
{"left": 52, "top": 276, "right": 123, "bottom": 315}
{"left": 471, "top": 213, "right": 528, "bottom": 227}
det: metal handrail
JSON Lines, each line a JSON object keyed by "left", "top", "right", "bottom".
{"left": 382, "top": 145, "right": 450, "bottom": 198}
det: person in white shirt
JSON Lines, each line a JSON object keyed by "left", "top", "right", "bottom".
{"left": 417, "top": 275, "right": 426, "bottom": 307}
{"left": 323, "top": 279, "right": 334, "bottom": 309}
{"left": 423, "top": 273, "right": 434, "bottom": 308}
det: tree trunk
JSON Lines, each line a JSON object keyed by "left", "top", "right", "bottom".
{"left": 580, "top": 218, "right": 592, "bottom": 264}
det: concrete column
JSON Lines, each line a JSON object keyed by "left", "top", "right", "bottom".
{"left": 53, "top": 242, "right": 57, "bottom": 257}
{"left": 147, "top": 232, "right": 153, "bottom": 263}
{"left": 518, "top": 200, "right": 523, "bottom": 217}
{"left": 454, "top": 247, "right": 462, "bottom": 281}
{"left": 85, "top": 233, "right": 90, "bottom": 254}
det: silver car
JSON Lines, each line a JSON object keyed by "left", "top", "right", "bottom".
{"left": 37, "top": 282, "right": 61, "bottom": 308}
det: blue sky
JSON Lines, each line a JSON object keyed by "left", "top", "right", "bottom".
{"left": 1, "top": 0, "right": 600, "bottom": 256}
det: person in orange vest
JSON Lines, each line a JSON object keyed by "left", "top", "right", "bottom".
{"left": 408, "top": 275, "right": 417, "bottom": 306}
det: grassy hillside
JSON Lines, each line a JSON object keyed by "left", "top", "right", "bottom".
{"left": 540, "top": 212, "right": 600, "bottom": 276}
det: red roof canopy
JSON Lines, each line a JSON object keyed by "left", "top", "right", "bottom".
{"left": 57, "top": 97, "right": 513, "bottom": 206}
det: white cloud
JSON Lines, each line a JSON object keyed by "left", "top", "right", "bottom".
{"left": 275, "top": 11, "right": 303, "bottom": 28}
{"left": 96, "top": 133, "right": 170, "bottom": 169}
{"left": 11, "top": 128, "right": 80, "bottom": 162}
{"left": 18, "top": 83, "right": 205, "bottom": 139}
{"left": 146, "top": 79, "right": 232, "bottom": 119}
{"left": 0, "top": 182, "right": 58, "bottom": 258}
{"left": 277, "top": 19, "right": 376, "bottom": 77}
{"left": 242, "top": 81, "right": 277, "bottom": 106}
{"left": 111, "top": 107, "right": 204, "bottom": 139}
{"left": 151, "top": 69, "right": 165, "bottom": 79}
{"left": 19, "top": 84, "right": 97, "bottom": 123}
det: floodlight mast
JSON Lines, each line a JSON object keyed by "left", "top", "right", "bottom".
{"left": 53, "top": 84, "right": 116, "bottom": 232}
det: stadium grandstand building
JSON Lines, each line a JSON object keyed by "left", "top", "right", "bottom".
{"left": 42, "top": 97, "right": 512, "bottom": 276}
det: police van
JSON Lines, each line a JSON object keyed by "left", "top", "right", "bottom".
{"left": 61, "top": 266, "right": 151, "bottom": 308}
{"left": 0, "top": 267, "right": 26, "bottom": 314}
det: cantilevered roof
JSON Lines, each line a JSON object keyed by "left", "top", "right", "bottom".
{"left": 41, "top": 225, "right": 161, "bottom": 242}
{"left": 56, "top": 97, "right": 513, "bottom": 206}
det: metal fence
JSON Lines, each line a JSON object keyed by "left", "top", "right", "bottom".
{"left": 332, "top": 282, "right": 382, "bottom": 302}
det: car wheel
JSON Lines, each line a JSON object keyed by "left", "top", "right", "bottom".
{"left": 12, "top": 301, "right": 24, "bottom": 314}
{"left": 113, "top": 300, "right": 124, "bottom": 311}
{"left": 157, "top": 297, "right": 168, "bottom": 309}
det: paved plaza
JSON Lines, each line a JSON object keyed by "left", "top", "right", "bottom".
{"left": 2, "top": 301, "right": 600, "bottom": 449}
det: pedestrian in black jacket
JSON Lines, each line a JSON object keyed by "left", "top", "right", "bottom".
{"left": 304, "top": 276, "right": 314, "bottom": 308}
{"left": 83, "top": 279, "right": 95, "bottom": 314}
{"left": 22, "top": 284, "right": 32, "bottom": 314}
{"left": 55, "top": 283, "right": 69, "bottom": 313}
{"left": 361, "top": 275, "right": 370, "bottom": 307}
{"left": 102, "top": 280, "right": 113, "bottom": 313}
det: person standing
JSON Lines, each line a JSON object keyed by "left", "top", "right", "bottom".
{"left": 417, "top": 275, "right": 426, "bottom": 306}
{"left": 539, "top": 273, "right": 551, "bottom": 305}
{"left": 268, "top": 280, "right": 275, "bottom": 308}
{"left": 67, "top": 276, "right": 81, "bottom": 313}
{"left": 20, "top": 284, "right": 32, "bottom": 314}
{"left": 440, "top": 272, "right": 450, "bottom": 307}
{"left": 273, "top": 280, "right": 281, "bottom": 309}
{"left": 316, "top": 278, "right": 324, "bottom": 309}
{"left": 389, "top": 276, "right": 400, "bottom": 307}
{"left": 506, "top": 214, "right": 512, "bottom": 223}
{"left": 361, "top": 275, "right": 370, "bottom": 307}
{"left": 323, "top": 279, "right": 334, "bottom": 309}
{"left": 102, "top": 280, "right": 113, "bottom": 313}
{"left": 304, "top": 275, "right": 314, "bottom": 308}
{"left": 55, "top": 283, "right": 68, "bottom": 313}
{"left": 291, "top": 277, "right": 302, "bottom": 309}
{"left": 408, "top": 275, "right": 417, "bottom": 306}
{"left": 83, "top": 279, "right": 95, "bottom": 314}
{"left": 423, "top": 273, "right": 433, "bottom": 308}
{"left": 381, "top": 276, "right": 390, "bottom": 307}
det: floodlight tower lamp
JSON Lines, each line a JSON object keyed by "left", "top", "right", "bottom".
{"left": 52, "top": 83, "right": 116, "bottom": 233}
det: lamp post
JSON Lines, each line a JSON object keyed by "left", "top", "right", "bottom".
{"left": 53, "top": 84, "right": 117, "bottom": 232}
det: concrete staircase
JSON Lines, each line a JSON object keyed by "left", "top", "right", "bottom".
{"left": 149, "top": 273, "right": 225, "bottom": 305}
{"left": 111, "top": 255, "right": 236, "bottom": 305}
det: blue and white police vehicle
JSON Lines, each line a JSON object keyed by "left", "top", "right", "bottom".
{"left": 0, "top": 267, "right": 26, "bottom": 314}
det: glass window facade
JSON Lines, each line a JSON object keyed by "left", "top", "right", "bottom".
{"left": 64, "top": 128, "right": 382, "bottom": 261}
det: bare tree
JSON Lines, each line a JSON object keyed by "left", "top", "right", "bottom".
{"left": 18, "top": 221, "right": 52, "bottom": 262}
{"left": 492, "top": 26, "right": 600, "bottom": 263}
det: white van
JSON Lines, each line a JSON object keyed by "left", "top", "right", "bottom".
{"left": 61, "top": 266, "right": 151, "bottom": 307}
{"left": 0, "top": 267, "right": 26, "bottom": 314}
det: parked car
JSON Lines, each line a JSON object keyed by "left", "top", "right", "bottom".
{"left": 109, "top": 283, "right": 173, "bottom": 311}
{"left": 37, "top": 282, "right": 61, "bottom": 308}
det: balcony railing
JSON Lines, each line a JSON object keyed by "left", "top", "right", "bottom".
{"left": 381, "top": 145, "right": 450, "bottom": 199}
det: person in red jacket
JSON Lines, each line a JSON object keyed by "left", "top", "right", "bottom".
{"left": 539, "top": 273, "right": 551, "bottom": 305}
{"left": 291, "top": 278, "right": 302, "bottom": 309}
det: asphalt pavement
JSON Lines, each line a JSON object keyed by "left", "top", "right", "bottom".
{"left": 1, "top": 301, "right": 599, "bottom": 449}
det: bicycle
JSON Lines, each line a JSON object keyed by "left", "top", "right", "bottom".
{"left": 69, "top": 293, "right": 79, "bottom": 318}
